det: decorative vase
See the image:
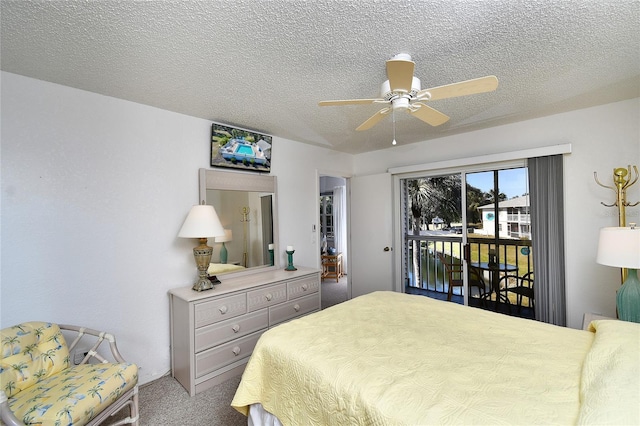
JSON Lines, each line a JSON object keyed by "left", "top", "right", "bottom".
{"left": 220, "top": 242, "right": 228, "bottom": 264}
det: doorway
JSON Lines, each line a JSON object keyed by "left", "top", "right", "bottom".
{"left": 319, "top": 175, "right": 349, "bottom": 309}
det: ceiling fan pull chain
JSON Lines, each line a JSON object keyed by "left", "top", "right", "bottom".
{"left": 392, "top": 108, "right": 397, "bottom": 146}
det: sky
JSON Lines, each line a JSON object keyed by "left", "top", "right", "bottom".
{"left": 466, "top": 167, "right": 528, "bottom": 199}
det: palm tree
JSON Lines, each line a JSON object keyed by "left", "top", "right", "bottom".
{"left": 2, "top": 335, "right": 19, "bottom": 355}
{"left": 58, "top": 404, "right": 74, "bottom": 425}
{"left": 33, "top": 326, "right": 45, "bottom": 342}
{"left": 488, "top": 189, "right": 507, "bottom": 203}
{"left": 4, "top": 380, "right": 16, "bottom": 396}
{"left": 24, "top": 343, "right": 38, "bottom": 361}
{"left": 88, "top": 384, "right": 105, "bottom": 403}
{"left": 42, "top": 349, "right": 57, "bottom": 367}
{"left": 34, "top": 369, "right": 47, "bottom": 380}
{"left": 406, "top": 179, "right": 431, "bottom": 286}
{"left": 11, "top": 362, "right": 28, "bottom": 380}
{"left": 406, "top": 176, "right": 462, "bottom": 286}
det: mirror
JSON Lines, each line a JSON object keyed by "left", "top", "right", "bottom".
{"left": 199, "top": 168, "right": 278, "bottom": 278}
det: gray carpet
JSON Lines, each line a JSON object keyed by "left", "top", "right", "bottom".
{"left": 111, "top": 278, "right": 347, "bottom": 425}
{"left": 321, "top": 275, "right": 348, "bottom": 309}
{"left": 112, "top": 374, "right": 246, "bottom": 425}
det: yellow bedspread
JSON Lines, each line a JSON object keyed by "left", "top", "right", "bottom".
{"left": 231, "top": 292, "right": 635, "bottom": 425}
{"left": 577, "top": 320, "right": 640, "bottom": 424}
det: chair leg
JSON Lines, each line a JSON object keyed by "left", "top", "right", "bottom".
{"left": 131, "top": 387, "right": 139, "bottom": 426}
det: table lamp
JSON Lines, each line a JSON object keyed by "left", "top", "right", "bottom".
{"left": 596, "top": 223, "right": 640, "bottom": 323}
{"left": 215, "top": 229, "right": 233, "bottom": 264}
{"left": 179, "top": 204, "right": 225, "bottom": 291}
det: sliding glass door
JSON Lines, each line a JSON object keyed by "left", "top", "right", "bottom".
{"left": 402, "top": 164, "right": 534, "bottom": 319}
{"left": 465, "top": 168, "right": 534, "bottom": 318}
{"left": 403, "top": 173, "right": 465, "bottom": 301}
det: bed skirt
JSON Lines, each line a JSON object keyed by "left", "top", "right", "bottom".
{"left": 248, "top": 403, "right": 283, "bottom": 426}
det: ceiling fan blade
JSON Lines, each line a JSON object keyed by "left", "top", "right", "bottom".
{"left": 417, "top": 75, "right": 498, "bottom": 101}
{"left": 410, "top": 103, "right": 450, "bottom": 126}
{"left": 318, "top": 98, "right": 383, "bottom": 106}
{"left": 386, "top": 59, "right": 415, "bottom": 93}
{"left": 356, "top": 107, "right": 391, "bottom": 131}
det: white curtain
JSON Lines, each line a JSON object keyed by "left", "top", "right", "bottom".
{"left": 333, "top": 185, "right": 348, "bottom": 275}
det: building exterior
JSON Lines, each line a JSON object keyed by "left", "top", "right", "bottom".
{"left": 478, "top": 195, "right": 531, "bottom": 239}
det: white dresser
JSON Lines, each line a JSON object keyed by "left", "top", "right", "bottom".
{"left": 169, "top": 267, "right": 321, "bottom": 396}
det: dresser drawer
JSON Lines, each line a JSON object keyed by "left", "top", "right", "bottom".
{"left": 195, "top": 331, "right": 263, "bottom": 378}
{"left": 194, "top": 293, "right": 247, "bottom": 328}
{"left": 287, "top": 275, "right": 319, "bottom": 300}
{"left": 269, "top": 293, "right": 319, "bottom": 325}
{"left": 195, "top": 309, "right": 268, "bottom": 352}
{"left": 247, "top": 283, "right": 287, "bottom": 312}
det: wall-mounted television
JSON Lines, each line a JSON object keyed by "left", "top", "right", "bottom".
{"left": 210, "top": 122, "right": 272, "bottom": 173}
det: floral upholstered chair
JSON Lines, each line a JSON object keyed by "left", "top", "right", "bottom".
{"left": 0, "top": 321, "right": 138, "bottom": 426}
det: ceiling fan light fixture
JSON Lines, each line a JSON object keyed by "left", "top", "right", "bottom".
{"left": 392, "top": 97, "right": 410, "bottom": 111}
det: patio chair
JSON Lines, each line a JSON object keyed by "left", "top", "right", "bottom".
{"left": 468, "top": 265, "right": 488, "bottom": 301}
{"left": 500, "top": 272, "right": 534, "bottom": 313}
{"left": 437, "top": 252, "right": 486, "bottom": 302}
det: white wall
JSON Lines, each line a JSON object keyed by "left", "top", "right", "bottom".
{"left": 0, "top": 72, "right": 353, "bottom": 384}
{"left": 353, "top": 98, "right": 640, "bottom": 329}
{"left": 271, "top": 138, "right": 353, "bottom": 269}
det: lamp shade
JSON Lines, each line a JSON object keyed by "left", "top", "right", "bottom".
{"left": 178, "top": 205, "right": 225, "bottom": 238}
{"left": 596, "top": 226, "right": 640, "bottom": 269}
{"left": 215, "top": 229, "right": 233, "bottom": 243}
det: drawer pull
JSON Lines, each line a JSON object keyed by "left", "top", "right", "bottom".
{"left": 232, "top": 346, "right": 241, "bottom": 356}
{"left": 302, "top": 284, "right": 308, "bottom": 291}
{"left": 294, "top": 304, "right": 300, "bottom": 312}
{"left": 232, "top": 324, "right": 240, "bottom": 333}
{"left": 219, "top": 306, "right": 228, "bottom": 314}
{"left": 265, "top": 293, "right": 273, "bottom": 301}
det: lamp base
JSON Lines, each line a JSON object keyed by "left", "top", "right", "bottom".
{"left": 617, "top": 268, "right": 640, "bottom": 323}
{"left": 193, "top": 276, "right": 215, "bottom": 292}
{"left": 192, "top": 239, "right": 215, "bottom": 292}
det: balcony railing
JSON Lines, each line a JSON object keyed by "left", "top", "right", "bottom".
{"left": 404, "top": 233, "right": 534, "bottom": 318}
{"left": 506, "top": 213, "right": 530, "bottom": 222}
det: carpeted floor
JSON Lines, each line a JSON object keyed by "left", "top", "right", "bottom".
{"left": 321, "top": 274, "right": 348, "bottom": 309}
{"left": 111, "top": 374, "right": 246, "bottom": 425}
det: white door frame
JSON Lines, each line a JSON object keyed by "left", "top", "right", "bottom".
{"left": 317, "top": 170, "right": 352, "bottom": 299}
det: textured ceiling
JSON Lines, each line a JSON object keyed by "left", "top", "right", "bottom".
{"left": 1, "top": 0, "right": 639, "bottom": 154}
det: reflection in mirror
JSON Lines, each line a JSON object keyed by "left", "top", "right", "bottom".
{"left": 206, "top": 189, "right": 273, "bottom": 267}
{"left": 199, "top": 169, "right": 278, "bottom": 278}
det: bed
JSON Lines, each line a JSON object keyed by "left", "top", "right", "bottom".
{"left": 231, "top": 291, "right": 639, "bottom": 425}
{"left": 207, "top": 262, "right": 246, "bottom": 275}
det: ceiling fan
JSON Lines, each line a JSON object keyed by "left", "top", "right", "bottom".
{"left": 318, "top": 53, "right": 498, "bottom": 131}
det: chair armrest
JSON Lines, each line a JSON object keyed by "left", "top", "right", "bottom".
{"left": 0, "top": 390, "right": 25, "bottom": 426}
{"left": 58, "top": 324, "right": 128, "bottom": 364}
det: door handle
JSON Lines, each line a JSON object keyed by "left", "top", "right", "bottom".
{"left": 383, "top": 247, "right": 392, "bottom": 252}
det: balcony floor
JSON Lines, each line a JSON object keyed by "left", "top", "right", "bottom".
{"left": 405, "top": 286, "right": 535, "bottom": 320}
